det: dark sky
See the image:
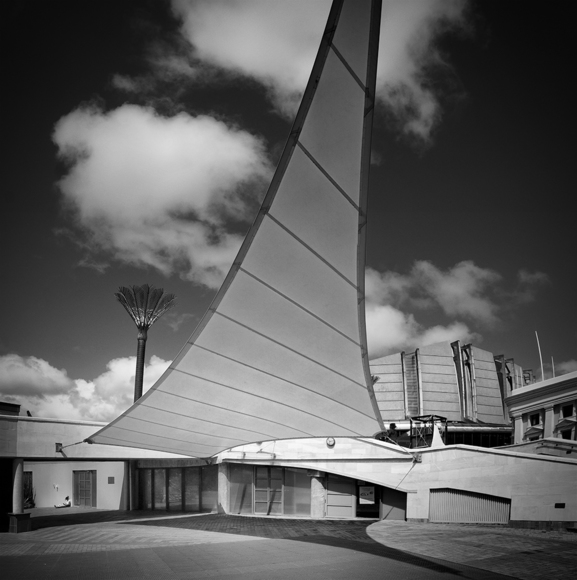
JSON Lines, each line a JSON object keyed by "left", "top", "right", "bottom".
{"left": 1, "top": 0, "right": 575, "bottom": 420}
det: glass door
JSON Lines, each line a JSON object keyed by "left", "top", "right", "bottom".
{"left": 254, "top": 466, "right": 282, "bottom": 515}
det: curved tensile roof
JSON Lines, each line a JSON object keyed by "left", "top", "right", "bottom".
{"left": 89, "top": 0, "right": 384, "bottom": 457}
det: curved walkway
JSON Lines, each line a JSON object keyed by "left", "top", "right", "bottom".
{"left": 1, "top": 508, "right": 575, "bottom": 579}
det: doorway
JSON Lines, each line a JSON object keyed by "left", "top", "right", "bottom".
{"left": 73, "top": 470, "right": 97, "bottom": 507}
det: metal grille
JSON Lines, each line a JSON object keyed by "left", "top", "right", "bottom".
{"left": 429, "top": 488, "right": 510, "bottom": 524}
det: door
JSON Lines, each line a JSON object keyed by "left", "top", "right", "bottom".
{"left": 74, "top": 470, "right": 97, "bottom": 507}
{"left": 326, "top": 474, "right": 356, "bottom": 518}
{"left": 429, "top": 488, "right": 510, "bottom": 523}
{"left": 254, "top": 466, "right": 282, "bottom": 514}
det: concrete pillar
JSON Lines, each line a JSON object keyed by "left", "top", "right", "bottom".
{"left": 129, "top": 461, "right": 138, "bottom": 510}
{"left": 513, "top": 416, "right": 524, "bottom": 444}
{"left": 217, "top": 463, "right": 229, "bottom": 514}
{"left": 544, "top": 406, "right": 555, "bottom": 438}
{"left": 12, "top": 458, "right": 23, "bottom": 514}
{"left": 9, "top": 458, "right": 31, "bottom": 533}
{"left": 310, "top": 475, "right": 325, "bottom": 518}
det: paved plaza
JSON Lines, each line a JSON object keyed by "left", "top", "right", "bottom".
{"left": 1, "top": 508, "right": 575, "bottom": 579}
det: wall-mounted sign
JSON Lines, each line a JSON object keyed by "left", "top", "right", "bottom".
{"left": 359, "top": 486, "right": 375, "bottom": 504}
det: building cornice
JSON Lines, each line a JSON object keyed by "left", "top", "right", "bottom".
{"left": 505, "top": 371, "right": 577, "bottom": 410}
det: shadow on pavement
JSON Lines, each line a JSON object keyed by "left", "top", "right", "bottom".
{"left": 129, "top": 514, "right": 499, "bottom": 578}
{"left": 24, "top": 507, "right": 165, "bottom": 531}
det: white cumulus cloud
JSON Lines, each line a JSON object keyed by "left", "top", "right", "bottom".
{"left": 365, "top": 303, "right": 475, "bottom": 359}
{"left": 365, "top": 260, "right": 548, "bottom": 359}
{"left": 168, "top": 0, "right": 470, "bottom": 139}
{"left": 0, "top": 354, "right": 171, "bottom": 422}
{"left": 0, "top": 354, "right": 73, "bottom": 397}
{"left": 53, "top": 104, "right": 272, "bottom": 288}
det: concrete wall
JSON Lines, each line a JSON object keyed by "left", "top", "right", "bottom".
{"left": 0, "top": 415, "right": 190, "bottom": 460}
{"left": 217, "top": 437, "right": 577, "bottom": 525}
{"left": 23, "top": 461, "right": 128, "bottom": 510}
{"left": 419, "top": 343, "right": 461, "bottom": 420}
{"left": 370, "top": 353, "right": 405, "bottom": 421}
{"left": 370, "top": 342, "right": 509, "bottom": 425}
{"left": 471, "top": 346, "right": 508, "bottom": 424}
{"left": 404, "top": 446, "right": 576, "bottom": 524}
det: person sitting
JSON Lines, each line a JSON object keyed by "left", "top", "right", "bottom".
{"left": 54, "top": 496, "right": 71, "bottom": 508}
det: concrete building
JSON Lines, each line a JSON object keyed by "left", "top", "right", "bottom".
{"left": 506, "top": 370, "right": 577, "bottom": 445}
{"left": 2, "top": 390, "right": 576, "bottom": 530}
{"left": 370, "top": 342, "right": 515, "bottom": 447}
{"left": 2, "top": 0, "right": 575, "bottom": 533}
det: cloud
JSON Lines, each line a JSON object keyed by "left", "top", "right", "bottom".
{"left": 165, "top": 0, "right": 470, "bottom": 139}
{"left": 0, "top": 354, "right": 171, "bottom": 422}
{"left": 365, "top": 303, "right": 475, "bottom": 359}
{"left": 367, "top": 260, "right": 503, "bottom": 327}
{"left": 0, "top": 354, "right": 73, "bottom": 397}
{"left": 163, "top": 311, "right": 196, "bottom": 332}
{"left": 53, "top": 104, "right": 272, "bottom": 288}
{"left": 411, "top": 260, "right": 502, "bottom": 326}
{"left": 365, "top": 260, "right": 548, "bottom": 359}
{"left": 555, "top": 359, "right": 577, "bottom": 376}
{"left": 515, "top": 269, "right": 550, "bottom": 304}
{"left": 376, "top": 0, "right": 470, "bottom": 141}
{"left": 170, "top": 0, "right": 329, "bottom": 116}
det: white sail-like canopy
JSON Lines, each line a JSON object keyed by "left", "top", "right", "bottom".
{"left": 89, "top": 0, "right": 384, "bottom": 457}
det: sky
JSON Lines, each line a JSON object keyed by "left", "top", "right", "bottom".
{"left": 1, "top": 0, "right": 575, "bottom": 422}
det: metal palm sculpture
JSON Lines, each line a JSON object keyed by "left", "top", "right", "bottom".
{"left": 115, "top": 284, "right": 176, "bottom": 402}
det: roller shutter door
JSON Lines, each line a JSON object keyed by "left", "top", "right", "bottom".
{"left": 429, "top": 488, "right": 510, "bottom": 524}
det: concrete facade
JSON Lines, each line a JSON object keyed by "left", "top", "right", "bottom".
{"left": 216, "top": 436, "right": 577, "bottom": 527}
{"left": 24, "top": 460, "right": 128, "bottom": 510}
{"left": 505, "top": 370, "right": 577, "bottom": 444}
{"left": 370, "top": 342, "right": 511, "bottom": 426}
{"left": 0, "top": 412, "right": 189, "bottom": 521}
{"left": 3, "top": 397, "right": 576, "bottom": 527}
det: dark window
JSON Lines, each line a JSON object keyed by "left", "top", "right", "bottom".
{"left": 561, "top": 430, "right": 573, "bottom": 440}
{"left": 530, "top": 413, "right": 540, "bottom": 426}
{"left": 562, "top": 404, "right": 573, "bottom": 418}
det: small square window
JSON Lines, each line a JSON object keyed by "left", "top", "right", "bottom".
{"left": 560, "top": 430, "right": 572, "bottom": 440}
{"left": 108, "top": 477, "right": 115, "bottom": 484}
{"left": 530, "top": 413, "right": 540, "bottom": 426}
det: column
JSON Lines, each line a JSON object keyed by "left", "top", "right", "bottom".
{"left": 125, "top": 460, "right": 136, "bottom": 510}
{"left": 9, "top": 458, "right": 31, "bottom": 533}
{"left": 12, "top": 458, "right": 23, "bottom": 514}
{"left": 513, "top": 416, "right": 524, "bottom": 444}
{"left": 217, "top": 463, "right": 229, "bottom": 514}
{"left": 310, "top": 475, "right": 325, "bottom": 518}
{"left": 544, "top": 406, "right": 555, "bottom": 439}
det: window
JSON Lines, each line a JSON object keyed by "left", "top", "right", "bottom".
{"left": 562, "top": 404, "right": 574, "bottom": 418}
{"left": 138, "top": 465, "right": 218, "bottom": 512}
{"left": 529, "top": 413, "right": 541, "bottom": 426}
{"left": 561, "top": 430, "right": 572, "bottom": 440}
